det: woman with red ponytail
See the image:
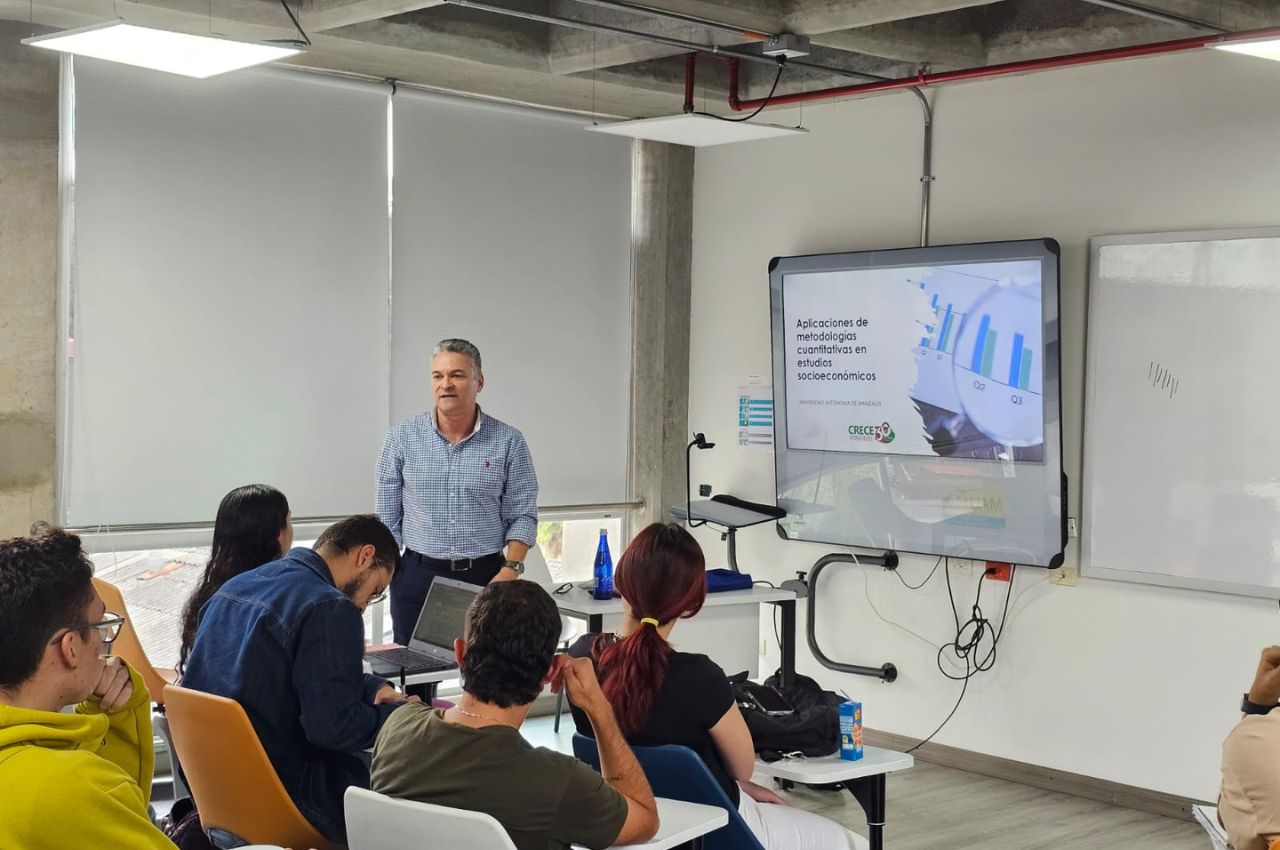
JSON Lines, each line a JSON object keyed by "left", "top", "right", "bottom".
{"left": 568, "top": 523, "right": 866, "bottom": 850}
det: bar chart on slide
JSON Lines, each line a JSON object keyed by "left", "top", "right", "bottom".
{"left": 953, "top": 285, "right": 1043, "bottom": 446}
{"left": 917, "top": 290, "right": 966, "bottom": 355}
{"left": 960, "top": 314, "right": 1037, "bottom": 391}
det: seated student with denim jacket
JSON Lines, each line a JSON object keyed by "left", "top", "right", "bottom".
{"left": 182, "top": 514, "right": 416, "bottom": 843}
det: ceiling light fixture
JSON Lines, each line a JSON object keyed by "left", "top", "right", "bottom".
{"left": 588, "top": 113, "right": 807, "bottom": 147}
{"left": 22, "top": 22, "right": 303, "bottom": 78}
{"left": 1211, "top": 34, "right": 1280, "bottom": 63}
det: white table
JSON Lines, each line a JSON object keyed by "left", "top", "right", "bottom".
{"left": 547, "top": 583, "right": 798, "bottom": 686}
{"left": 752, "top": 746, "right": 914, "bottom": 850}
{"left": 593, "top": 798, "right": 728, "bottom": 850}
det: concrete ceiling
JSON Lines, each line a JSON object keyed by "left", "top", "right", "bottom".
{"left": 7, "top": 0, "right": 1280, "bottom": 116}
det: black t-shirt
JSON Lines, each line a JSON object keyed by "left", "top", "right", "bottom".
{"left": 567, "top": 634, "right": 739, "bottom": 805}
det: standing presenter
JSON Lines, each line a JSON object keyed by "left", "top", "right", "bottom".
{"left": 376, "top": 338, "right": 538, "bottom": 645}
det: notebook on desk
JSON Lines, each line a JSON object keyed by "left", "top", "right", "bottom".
{"left": 366, "top": 576, "right": 479, "bottom": 677}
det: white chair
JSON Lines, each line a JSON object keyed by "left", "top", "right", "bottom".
{"left": 344, "top": 786, "right": 517, "bottom": 850}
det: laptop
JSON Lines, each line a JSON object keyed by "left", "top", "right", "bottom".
{"left": 365, "top": 576, "right": 479, "bottom": 676}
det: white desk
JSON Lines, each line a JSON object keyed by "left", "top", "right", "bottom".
{"left": 546, "top": 583, "right": 798, "bottom": 686}
{"left": 752, "top": 746, "right": 913, "bottom": 850}
{"left": 596, "top": 798, "right": 728, "bottom": 850}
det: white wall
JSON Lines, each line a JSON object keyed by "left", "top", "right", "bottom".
{"left": 688, "top": 48, "right": 1280, "bottom": 800}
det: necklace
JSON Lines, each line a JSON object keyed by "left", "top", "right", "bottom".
{"left": 457, "top": 706, "right": 514, "bottom": 727}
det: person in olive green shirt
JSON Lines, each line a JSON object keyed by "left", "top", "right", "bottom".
{"left": 372, "top": 581, "right": 658, "bottom": 850}
{"left": 0, "top": 530, "right": 176, "bottom": 850}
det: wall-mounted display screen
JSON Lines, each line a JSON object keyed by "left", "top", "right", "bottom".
{"left": 770, "top": 239, "right": 1065, "bottom": 567}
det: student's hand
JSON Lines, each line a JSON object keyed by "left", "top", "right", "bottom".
{"left": 550, "top": 655, "right": 610, "bottom": 718}
{"left": 373, "top": 684, "right": 405, "bottom": 705}
{"left": 1249, "top": 646, "right": 1280, "bottom": 706}
{"left": 92, "top": 656, "right": 134, "bottom": 713}
{"left": 738, "top": 779, "right": 788, "bottom": 805}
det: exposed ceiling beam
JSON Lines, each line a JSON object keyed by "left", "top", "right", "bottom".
{"left": 306, "top": 0, "right": 444, "bottom": 33}
{"left": 783, "top": 0, "right": 1005, "bottom": 34}
{"left": 811, "top": 20, "right": 986, "bottom": 68}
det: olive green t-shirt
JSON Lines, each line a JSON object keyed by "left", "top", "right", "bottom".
{"left": 371, "top": 705, "right": 628, "bottom": 850}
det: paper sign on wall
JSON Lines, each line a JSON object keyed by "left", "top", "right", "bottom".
{"left": 738, "top": 382, "right": 773, "bottom": 450}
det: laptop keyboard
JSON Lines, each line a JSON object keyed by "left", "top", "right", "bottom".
{"left": 366, "top": 647, "right": 454, "bottom": 673}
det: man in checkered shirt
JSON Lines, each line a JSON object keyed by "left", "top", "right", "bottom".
{"left": 376, "top": 339, "right": 539, "bottom": 645}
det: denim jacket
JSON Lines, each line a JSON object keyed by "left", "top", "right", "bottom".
{"left": 181, "top": 547, "right": 394, "bottom": 841}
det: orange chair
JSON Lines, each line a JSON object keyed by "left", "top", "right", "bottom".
{"left": 92, "top": 577, "right": 177, "bottom": 706}
{"left": 163, "top": 684, "right": 339, "bottom": 850}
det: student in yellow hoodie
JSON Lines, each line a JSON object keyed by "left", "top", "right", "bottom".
{"left": 0, "top": 529, "right": 177, "bottom": 850}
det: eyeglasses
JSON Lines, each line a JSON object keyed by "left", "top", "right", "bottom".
{"left": 368, "top": 588, "right": 388, "bottom": 605}
{"left": 49, "top": 612, "right": 126, "bottom": 646}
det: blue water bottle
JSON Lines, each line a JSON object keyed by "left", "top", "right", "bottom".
{"left": 592, "top": 529, "right": 614, "bottom": 600}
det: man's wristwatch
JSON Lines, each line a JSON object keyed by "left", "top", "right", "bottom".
{"left": 1242, "top": 693, "right": 1280, "bottom": 715}
{"left": 502, "top": 560, "right": 525, "bottom": 575}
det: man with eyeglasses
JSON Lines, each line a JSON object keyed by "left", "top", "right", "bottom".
{"left": 182, "top": 514, "right": 416, "bottom": 843}
{"left": 0, "top": 529, "right": 177, "bottom": 850}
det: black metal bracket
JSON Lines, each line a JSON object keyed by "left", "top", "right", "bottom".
{"left": 806, "top": 552, "right": 899, "bottom": 682}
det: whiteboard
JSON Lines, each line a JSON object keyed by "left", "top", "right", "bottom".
{"left": 1083, "top": 228, "right": 1280, "bottom": 598}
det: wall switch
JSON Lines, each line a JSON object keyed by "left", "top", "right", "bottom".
{"left": 699, "top": 484, "right": 712, "bottom": 497}
{"left": 1067, "top": 517, "right": 1079, "bottom": 538}
{"left": 950, "top": 558, "right": 973, "bottom": 576}
{"left": 759, "top": 638, "right": 768, "bottom": 656}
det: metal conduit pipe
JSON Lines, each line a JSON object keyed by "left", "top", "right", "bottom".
{"left": 441, "top": 0, "right": 888, "bottom": 82}
{"left": 726, "top": 24, "right": 1280, "bottom": 111}
{"left": 567, "top": 0, "right": 772, "bottom": 42}
{"left": 720, "top": 57, "right": 934, "bottom": 246}
{"left": 1078, "top": 0, "right": 1229, "bottom": 33}
{"left": 806, "top": 552, "right": 899, "bottom": 682}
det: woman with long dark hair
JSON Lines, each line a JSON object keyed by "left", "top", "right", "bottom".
{"left": 568, "top": 523, "right": 866, "bottom": 850}
{"left": 177, "top": 484, "right": 292, "bottom": 673}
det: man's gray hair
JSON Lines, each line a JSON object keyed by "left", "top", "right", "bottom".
{"left": 433, "top": 338, "right": 482, "bottom": 374}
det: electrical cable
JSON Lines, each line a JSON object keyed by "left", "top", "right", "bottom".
{"left": 892, "top": 555, "right": 942, "bottom": 590}
{"left": 905, "top": 564, "right": 1017, "bottom": 753}
{"left": 697, "top": 58, "right": 785, "bottom": 122}
{"left": 752, "top": 580, "right": 784, "bottom": 650}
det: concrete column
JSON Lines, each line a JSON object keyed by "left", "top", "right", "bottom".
{"left": 628, "top": 140, "right": 693, "bottom": 528}
{"left": 0, "top": 22, "right": 58, "bottom": 537}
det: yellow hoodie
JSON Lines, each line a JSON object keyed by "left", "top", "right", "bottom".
{"left": 0, "top": 662, "right": 176, "bottom": 850}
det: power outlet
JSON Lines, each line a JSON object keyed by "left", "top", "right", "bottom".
{"left": 984, "top": 562, "right": 1012, "bottom": 582}
{"left": 950, "top": 558, "right": 973, "bottom": 576}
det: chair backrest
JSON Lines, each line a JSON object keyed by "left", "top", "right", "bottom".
{"left": 572, "top": 733, "right": 765, "bottom": 850}
{"left": 344, "top": 786, "right": 518, "bottom": 850}
{"left": 162, "top": 684, "right": 337, "bottom": 850}
{"left": 93, "top": 577, "right": 175, "bottom": 705}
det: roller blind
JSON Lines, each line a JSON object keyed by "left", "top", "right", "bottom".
{"left": 390, "top": 91, "right": 633, "bottom": 507}
{"left": 66, "top": 60, "right": 390, "bottom": 526}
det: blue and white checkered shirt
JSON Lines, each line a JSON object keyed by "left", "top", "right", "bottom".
{"left": 375, "top": 409, "right": 538, "bottom": 559}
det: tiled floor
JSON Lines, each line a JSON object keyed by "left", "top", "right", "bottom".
{"left": 521, "top": 715, "right": 1209, "bottom": 850}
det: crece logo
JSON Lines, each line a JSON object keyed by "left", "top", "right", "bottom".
{"left": 848, "top": 422, "right": 895, "bottom": 444}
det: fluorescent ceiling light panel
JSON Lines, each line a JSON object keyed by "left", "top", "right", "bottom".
{"left": 23, "top": 22, "right": 302, "bottom": 78}
{"left": 1211, "top": 36, "right": 1280, "bottom": 62}
{"left": 588, "top": 113, "right": 807, "bottom": 147}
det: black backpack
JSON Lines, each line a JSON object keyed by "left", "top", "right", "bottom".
{"left": 729, "top": 669, "right": 841, "bottom": 762}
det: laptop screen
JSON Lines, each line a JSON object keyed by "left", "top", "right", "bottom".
{"left": 412, "top": 580, "right": 479, "bottom": 650}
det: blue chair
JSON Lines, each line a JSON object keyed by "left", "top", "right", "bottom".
{"left": 572, "top": 733, "right": 765, "bottom": 850}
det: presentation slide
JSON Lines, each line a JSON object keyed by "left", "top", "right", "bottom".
{"left": 781, "top": 259, "right": 1045, "bottom": 462}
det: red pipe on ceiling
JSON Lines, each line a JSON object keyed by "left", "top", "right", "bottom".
{"left": 724, "top": 25, "right": 1280, "bottom": 111}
